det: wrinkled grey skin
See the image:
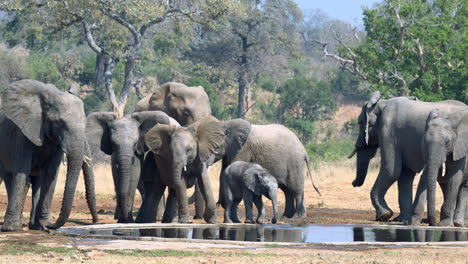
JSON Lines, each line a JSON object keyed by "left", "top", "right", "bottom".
{"left": 412, "top": 109, "right": 468, "bottom": 226}
{"left": 350, "top": 91, "right": 466, "bottom": 224}
{"left": 0, "top": 80, "right": 89, "bottom": 231}
{"left": 143, "top": 116, "right": 222, "bottom": 223}
{"left": 135, "top": 81, "right": 211, "bottom": 219}
{"left": 149, "top": 116, "right": 320, "bottom": 220}
{"left": 85, "top": 110, "right": 174, "bottom": 223}
{"left": 135, "top": 82, "right": 211, "bottom": 127}
{"left": 218, "top": 161, "right": 278, "bottom": 224}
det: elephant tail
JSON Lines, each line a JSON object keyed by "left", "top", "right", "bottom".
{"left": 305, "top": 156, "right": 321, "bottom": 196}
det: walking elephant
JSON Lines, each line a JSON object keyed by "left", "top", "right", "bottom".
{"left": 141, "top": 116, "right": 320, "bottom": 223}
{"left": 219, "top": 161, "right": 278, "bottom": 224}
{"left": 348, "top": 91, "right": 466, "bottom": 224}
{"left": 0, "top": 80, "right": 93, "bottom": 231}
{"left": 412, "top": 109, "right": 468, "bottom": 226}
{"left": 135, "top": 81, "right": 212, "bottom": 219}
{"left": 85, "top": 110, "right": 178, "bottom": 223}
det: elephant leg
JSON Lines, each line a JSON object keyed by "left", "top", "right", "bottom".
{"left": 32, "top": 151, "right": 62, "bottom": 230}
{"left": 254, "top": 195, "right": 265, "bottom": 224}
{"left": 136, "top": 171, "right": 166, "bottom": 223}
{"left": 243, "top": 189, "right": 255, "bottom": 223}
{"left": 370, "top": 169, "right": 399, "bottom": 222}
{"left": 222, "top": 183, "right": 233, "bottom": 223}
{"left": 282, "top": 188, "right": 295, "bottom": 218}
{"left": 453, "top": 180, "right": 468, "bottom": 227}
{"left": 111, "top": 156, "right": 121, "bottom": 220}
{"left": 193, "top": 180, "right": 205, "bottom": 219}
{"left": 439, "top": 161, "right": 464, "bottom": 226}
{"left": 412, "top": 170, "right": 428, "bottom": 225}
{"left": 28, "top": 176, "right": 41, "bottom": 229}
{"left": 162, "top": 189, "right": 179, "bottom": 223}
{"left": 394, "top": 167, "right": 415, "bottom": 224}
{"left": 196, "top": 164, "right": 217, "bottom": 224}
{"left": 2, "top": 141, "right": 32, "bottom": 232}
{"left": 231, "top": 198, "right": 241, "bottom": 223}
{"left": 293, "top": 192, "right": 306, "bottom": 218}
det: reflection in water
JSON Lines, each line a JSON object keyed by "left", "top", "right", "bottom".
{"left": 87, "top": 225, "right": 468, "bottom": 243}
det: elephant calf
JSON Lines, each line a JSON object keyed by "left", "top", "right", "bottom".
{"left": 218, "top": 161, "right": 278, "bottom": 224}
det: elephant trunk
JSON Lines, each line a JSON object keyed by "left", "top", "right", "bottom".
{"left": 48, "top": 139, "right": 85, "bottom": 229}
{"left": 427, "top": 146, "right": 445, "bottom": 226}
{"left": 116, "top": 153, "right": 134, "bottom": 223}
{"left": 270, "top": 189, "right": 278, "bottom": 224}
{"left": 353, "top": 148, "right": 377, "bottom": 187}
{"left": 82, "top": 141, "right": 98, "bottom": 223}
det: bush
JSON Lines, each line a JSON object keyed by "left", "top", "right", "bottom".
{"left": 306, "top": 139, "right": 355, "bottom": 163}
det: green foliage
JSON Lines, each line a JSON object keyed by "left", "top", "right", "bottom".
{"left": 306, "top": 139, "right": 355, "bottom": 162}
{"left": 354, "top": 0, "right": 467, "bottom": 102}
{"left": 26, "top": 53, "right": 65, "bottom": 89}
{"left": 277, "top": 77, "right": 336, "bottom": 122}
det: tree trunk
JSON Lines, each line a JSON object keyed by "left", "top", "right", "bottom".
{"left": 95, "top": 52, "right": 107, "bottom": 90}
{"left": 237, "top": 35, "right": 249, "bottom": 118}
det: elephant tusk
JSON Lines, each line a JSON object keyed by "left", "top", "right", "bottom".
{"left": 348, "top": 148, "right": 358, "bottom": 159}
{"left": 183, "top": 166, "right": 187, "bottom": 172}
{"left": 83, "top": 155, "right": 92, "bottom": 167}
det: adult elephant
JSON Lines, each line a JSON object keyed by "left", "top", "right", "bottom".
{"left": 413, "top": 109, "right": 468, "bottom": 226}
{"left": 348, "top": 91, "right": 466, "bottom": 224}
{"left": 135, "top": 81, "right": 212, "bottom": 218}
{"left": 0, "top": 80, "right": 91, "bottom": 231}
{"left": 142, "top": 116, "right": 320, "bottom": 223}
{"left": 134, "top": 82, "right": 211, "bottom": 126}
{"left": 85, "top": 110, "right": 177, "bottom": 223}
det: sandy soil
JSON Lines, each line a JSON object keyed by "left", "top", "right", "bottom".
{"left": 0, "top": 162, "right": 464, "bottom": 264}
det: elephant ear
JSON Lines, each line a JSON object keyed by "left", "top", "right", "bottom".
{"left": 365, "top": 91, "right": 381, "bottom": 145}
{"left": 190, "top": 116, "right": 225, "bottom": 163}
{"left": 131, "top": 111, "right": 171, "bottom": 155}
{"left": 0, "top": 80, "right": 49, "bottom": 146}
{"left": 243, "top": 167, "right": 261, "bottom": 196}
{"left": 86, "top": 112, "right": 117, "bottom": 156}
{"left": 145, "top": 124, "right": 177, "bottom": 155}
{"left": 452, "top": 110, "right": 468, "bottom": 161}
{"left": 224, "top": 119, "right": 252, "bottom": 163}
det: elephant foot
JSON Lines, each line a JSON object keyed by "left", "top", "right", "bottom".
{"left": 244, "top": 219, "right": 255, "bottom": 224}
{"left": 439, "top": 219, "right": 454, "bottom": 227}
{"left": 223, "top": 218, "right": 233, "bottom": 224}
{"left": 203, "top": 210, "right": 217, "bottom": 224}
{"left": 392, "top": 214, "right": 411, "bottom": 225}
{"left": 410, "top": 215, "right": 423, "bottom": 226}
{"left": 193, "top": 214, "right": 203, "bottom": 220}
{"left": 256, "top": 219, "right": 265, "bottom": 225}
{"left": 1, "top": 219, "right": 23, "bottom": 232}
{"left": 271, "top": 218, "right": 278, "bottom": 224}
{"left": 231, "top": 218, "right": 241, "bottom": 223}
{"left": 376, "top": 210, "right": 393, "bottom": 222}
{"left": 30, "top": 221, "right": 49, "bottom": 231}
{"left": 453, "top": 218, "right": 464, "bottom": 227}
{"left": 178, "top": 215, "right": 193, "bottom": 224}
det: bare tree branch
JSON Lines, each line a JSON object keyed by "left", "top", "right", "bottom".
{"left": 98, "top": 0, "right": 140, "bottom": 42}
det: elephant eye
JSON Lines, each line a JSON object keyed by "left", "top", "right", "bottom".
{"left": 183, "top": 110, "right": 191, "bottom": 117}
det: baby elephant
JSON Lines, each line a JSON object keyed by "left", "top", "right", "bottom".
{"left": 218, "top": 161, "right": 278, "bottom": 224}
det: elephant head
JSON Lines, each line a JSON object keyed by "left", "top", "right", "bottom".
{"left": 1, "top": 79, "right": 87, "bottom": 229}
{"left": 349, "top": 91, "right": 382, "bottom": 187}
{"left": 243, "top": 165, "right": 279, "bottom": 224}
{"left": 85, "top": 110, "right": 173, "bottom": 223}
{"left": 135, "top": 82, "right": 211, "bottom": 126}
{"left": 145, "top": 116, "right": 225, "bottom": 223}
{"left": 423, "top": 108, "right": 468, "bottom": 226}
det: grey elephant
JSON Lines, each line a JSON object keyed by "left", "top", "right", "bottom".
{"left": 143, "top": 116, "right": 223, "bottom": 223}
{"left": 0, "top": 80, "right": 93, "bottom": 231}
{"left": 85, "top": 110, "right": 177, "bottom": 223}
{"left": 135, "top": 81, "right": 211, "bottom": 219}
{"left": 412, "top": 109, "right": 468, "bottom": 226}
{"left": 142, "top": 116, "right": 320, "bottom": 223}
{"left": 135, "top": 82, "right": 211, "bottom": 126}
{"left": 348, "top": 91, "right": 466, "bottom": 224}
{"left": 218, "top": 161, "right": 278, "bottom": 224}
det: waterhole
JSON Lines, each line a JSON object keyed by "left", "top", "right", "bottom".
{"left": 61, "top": 224, "right": 468, "bottom": 243}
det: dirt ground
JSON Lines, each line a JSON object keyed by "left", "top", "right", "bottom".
{"left": 1, "top": 161, "right": 467, "bottom": 264}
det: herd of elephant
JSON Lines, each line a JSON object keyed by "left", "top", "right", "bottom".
{"left": 0, "top": 79, "right": 467, "bottom": 232}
